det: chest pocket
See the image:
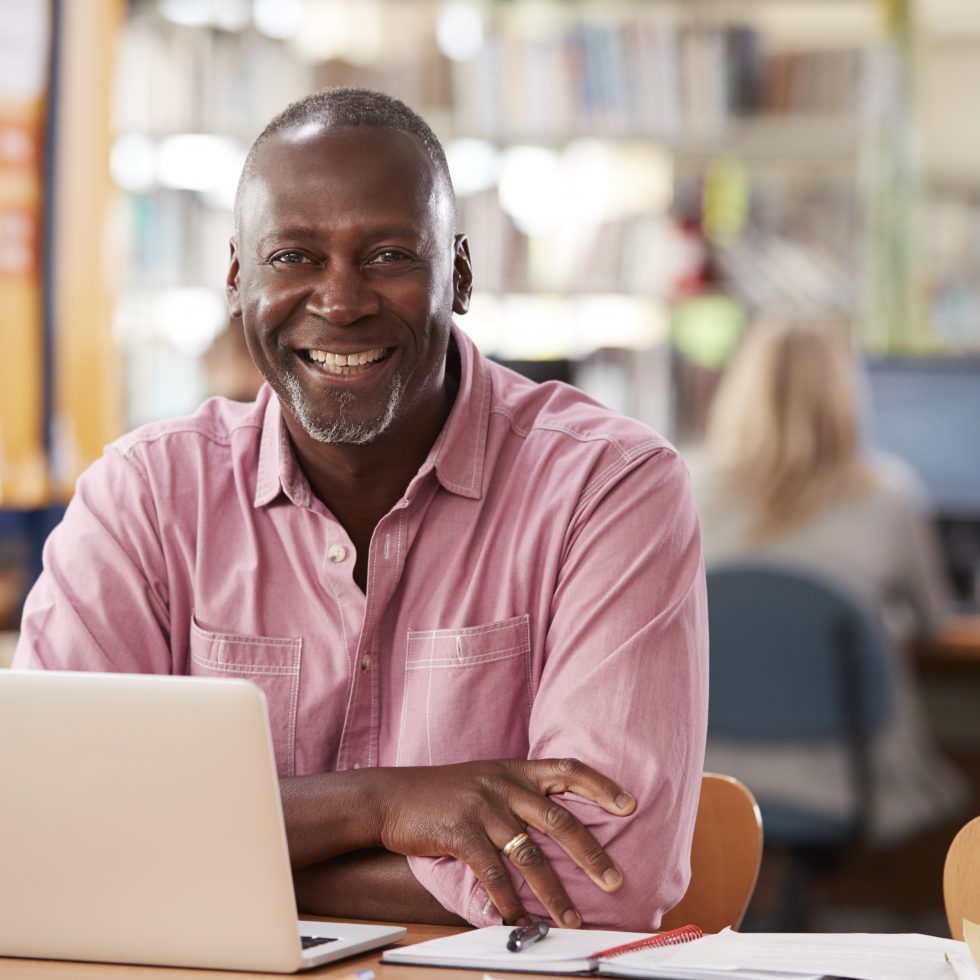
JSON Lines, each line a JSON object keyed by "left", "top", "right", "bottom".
{"left": 396, "top": 615, "right": 532, "bottom": 767}
{"left": 189, "top": 618, "right": 301, "bottom": 776}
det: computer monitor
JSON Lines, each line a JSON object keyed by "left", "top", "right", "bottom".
{"left": 862, "top": 356, "right": 980, "bottom": 519}
{"left": 863, "top": 355, "right": 980, "bottom": 604}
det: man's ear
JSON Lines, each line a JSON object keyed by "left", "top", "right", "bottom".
{"left": 452, "top": 234, "right": 473, "bottom": 315}
{"left": 226, "top": 238, "right": 242, "bottom": 318}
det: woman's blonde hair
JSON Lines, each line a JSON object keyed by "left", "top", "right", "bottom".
{"left": 704, "top": 320, "right": 875, "bottom": 539}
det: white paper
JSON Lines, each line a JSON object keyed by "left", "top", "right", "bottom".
{"left": 607, "top": 928, "right": 972, "bottom": 980}
{"left": 383, "top": 925, "right": 649, "bottom": 971}
{"left": 965, "top": 919, "right": 980, "bottom": 971}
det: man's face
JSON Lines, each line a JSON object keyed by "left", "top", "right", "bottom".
{"left": 227, "top": 124, "right": 471, "bottom": 446}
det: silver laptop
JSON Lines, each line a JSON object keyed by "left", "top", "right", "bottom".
{"left": 0, "top": 670, "right": 405, "bottom": 972}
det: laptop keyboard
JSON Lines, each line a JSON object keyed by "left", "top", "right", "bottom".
{"left": 301, "top": 936, "right": 339, "bottom": 950}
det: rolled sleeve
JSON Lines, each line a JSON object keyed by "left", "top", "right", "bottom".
{"left": 408, "top": 449, "right": 709, "bottom": 929}
{"left": 13, "top": 446, "right": 173, "bottom": 674}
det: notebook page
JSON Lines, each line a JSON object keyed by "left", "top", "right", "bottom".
{"left": 382, "top": 924, "right": 650, "bottom": 971}
{"left": 604, "top": 929, "right": 974, "bottom": 980}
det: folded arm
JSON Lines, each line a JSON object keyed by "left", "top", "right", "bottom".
{"left": 406, "top": 449, "right": 709, "bottom": 930}
{"left": 280, "top": 758, "right": 635, "bottom": 927}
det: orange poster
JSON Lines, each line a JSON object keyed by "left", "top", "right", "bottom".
{"left": 0, "top": 2, "right": 51, "bottom": 506}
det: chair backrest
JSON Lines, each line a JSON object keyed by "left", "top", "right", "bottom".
{"left": 707, "top": 563, "right": 892, "bottom": 740}
{"left": 706, "top": 563, "right": 895, "bottom": 840}
{"left": 660, "top": 772, "right": 763, "bottom": 934}
{"left": 944, "top": 814, "right": 980, "bottom": 941}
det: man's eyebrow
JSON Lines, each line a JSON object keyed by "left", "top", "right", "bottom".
{"left": 257, "top": 223, "right": 425, "bottom": 244}
{"left": 256, "top": 225, "right": 322, "bottom": 242}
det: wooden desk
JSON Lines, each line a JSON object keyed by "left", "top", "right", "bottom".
{"left": 915, "top": 616, "right": 980, "bottom": 665}
{"left": 913, "top": 614, "right": 980, "bottom": 754}
{"left": 0, "top": 920, "right": 548, "bottom": 979}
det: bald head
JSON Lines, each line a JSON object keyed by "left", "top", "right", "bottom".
{"left": 233, "top": 87, "right": 456, "bottom": 236}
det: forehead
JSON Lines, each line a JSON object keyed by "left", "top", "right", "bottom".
{"left": 239, "top": 124, "right": 451, "bottom": 238}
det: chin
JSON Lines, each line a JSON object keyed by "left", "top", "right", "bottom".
{"left": 284, "top": 373, "right": 403, "bottom": 446}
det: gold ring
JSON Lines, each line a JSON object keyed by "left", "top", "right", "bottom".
{"left": 502, "top": 832, "right": 530, "bottom": 859}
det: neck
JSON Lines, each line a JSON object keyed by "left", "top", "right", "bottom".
{"left": 284, "top": 362, "right": 457, "bottom": 528}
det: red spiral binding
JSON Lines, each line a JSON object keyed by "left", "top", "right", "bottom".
{"left": 590, "top": 924, "right": 704, "bottom": 960}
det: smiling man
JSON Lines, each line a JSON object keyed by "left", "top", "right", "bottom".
{"left": 15, "top": 89, "right": 708, "bottom": 932}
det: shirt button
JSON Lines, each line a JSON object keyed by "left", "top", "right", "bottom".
{"left": 361, "top": 655, "right": 372, "bottom": 671}
{"left": 328, "top": 544, "right": 347, "bottom": 563}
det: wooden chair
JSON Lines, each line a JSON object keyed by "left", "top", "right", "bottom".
{"left": 944, "top": 814, "right": 980, "bottom": 941}
{"left": 660, "top": 772, "right": 763, "bottom": 933}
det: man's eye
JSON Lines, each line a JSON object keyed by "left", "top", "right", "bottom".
{"left": 369, "top": 250, "right": 408, "bottom": 265}
{"left": 272, "top": 251, "right": 310, "bottom": 265}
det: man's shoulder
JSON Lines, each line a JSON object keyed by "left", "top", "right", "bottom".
{"left": 485, "top": 359, "right": 674, "bottom": 463}
{"left": 111, "top": 393, "right": 267, "bottom": 461}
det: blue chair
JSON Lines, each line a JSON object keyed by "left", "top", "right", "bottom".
{"left": 706, "top": 563, "right": 894, "bottom": 927}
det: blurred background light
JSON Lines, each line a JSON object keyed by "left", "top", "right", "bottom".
{"left": 499, "top": 145, "right": 562, "bottom": 235}
{"left": 445, "top": 138, "right": 499, "bottom": 196}
{"left": 292, "top": 0, "right": 353, "bottom": 62}
{"left": 437, "top": 1, "right": 485, "bottom": 62}
{"left": 110, "top": 134, "right": 157, "bottom": 192}
{"left": 560, "top": 140, "right": 614, "bottom": 222}
{"left": 158, "top": 0, "right": 251, "bottom": 30}
{"left": 157, "top": 0, "right": 214, "bottom": 28}
{"left": 155, "top": 134, "right": 243, "bottom": 193}
{"left": 253, "top": 0, "right": 303, "bottom": 40}
{"left": 212, "top": 0, "right": 251, "bottom": 31}
{"left": 153, "top": 287, "right": 228, "bottom": 358}
{"left": 671, "top": 294, "right": 747, "bottom": 370}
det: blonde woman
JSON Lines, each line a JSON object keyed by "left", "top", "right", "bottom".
{"left": 690, "top": 320, "right": 968, "bottom": 846}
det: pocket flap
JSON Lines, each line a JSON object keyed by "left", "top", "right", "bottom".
{"left": 190, "top": 618, "right": 301, "bottom": 673}
{"left": 406, "top": 614, "right": 530, "bottom": 668}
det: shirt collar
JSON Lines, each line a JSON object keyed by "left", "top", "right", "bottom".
{"left": 252, "top": 322, "right": 491, "bottom": 508}
{"left": 253, "top": 387, "right": 312, "bottom": 509}
{"left": 426, "top": 324, "right": 490, "bottom": 500}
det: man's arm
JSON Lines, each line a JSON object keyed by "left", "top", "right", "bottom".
{"left": 279, "top": 759, "right": 635, "bottom": 928}
{"left": 404, "top": 448, "right": 709, "bottom": 931}
{"left": 293, "top": 851, "right": 465, "bottom": 925}
{"left": 14, "top": 448, "right": 173, "bottom": 674}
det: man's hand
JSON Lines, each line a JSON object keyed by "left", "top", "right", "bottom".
{"left": 372, "top": 757, "right": 635, "bottom": 928}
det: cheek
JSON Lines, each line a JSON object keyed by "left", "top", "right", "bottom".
{"left": 242, "top": 270, "right": 309, "bottom": 321}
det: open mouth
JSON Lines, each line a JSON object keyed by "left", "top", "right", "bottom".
{"left": 302, "top": 346, "right": 393, "bottom": 376}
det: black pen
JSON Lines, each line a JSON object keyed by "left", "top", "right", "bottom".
{"left": 506, "top": 921, "right": 550, "bottom": 952}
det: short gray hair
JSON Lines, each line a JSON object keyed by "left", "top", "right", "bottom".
{"left": 233, "top": 87, "right": 455, "bottom": 232}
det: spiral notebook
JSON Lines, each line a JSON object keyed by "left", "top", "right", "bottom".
{"left": 382, "top": 923, "right": 754, "bottom": 977}
{"left": 384, "top": 924, "right": 975, "bottom": 980}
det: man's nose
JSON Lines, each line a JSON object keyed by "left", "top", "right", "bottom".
{"left": 308, "top": 263, "right": 379, "bottom": 325}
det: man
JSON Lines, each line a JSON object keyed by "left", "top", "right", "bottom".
{"left": 15, "top": 89, "right": 708, "bottom": 931}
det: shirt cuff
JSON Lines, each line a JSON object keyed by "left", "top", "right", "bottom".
{"left": 406, "top": 854, "right": 505, "bottom": 926}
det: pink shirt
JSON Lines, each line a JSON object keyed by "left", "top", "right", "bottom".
{"left": 15, "top": 326, "right": 708, "bottom": 930}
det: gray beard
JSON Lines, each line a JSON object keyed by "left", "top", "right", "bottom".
{"left": 282, "top": 370, "right": 403, "bottom": 446}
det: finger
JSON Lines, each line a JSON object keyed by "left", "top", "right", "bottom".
{"left": 510, "top": 789, "right": 625, "bottom": 894}
{"left": 452, "top": 829, "right": 529, "bottom": 927}
{"left": 497, "top": 826, "right": 583, "bottom": 929}
{"left": 525, "top": 757, "right": 636, "bottom": 816}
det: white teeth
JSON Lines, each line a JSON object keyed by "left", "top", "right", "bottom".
{"left": 306, "top": 347, "right": 387, "bottom": 372}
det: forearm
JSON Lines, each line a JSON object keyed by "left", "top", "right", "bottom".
{"left": 293, "top": 850, "right": 466, "bottom": 925}
{"left": 282, "top": 759, "right": 634, "bottom": 928}
{"left": 280, "top": 770, "right": 385, "bottom": 868}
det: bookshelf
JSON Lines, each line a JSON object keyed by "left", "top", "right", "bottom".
{"left": 916, "top": 3, "right": 980, "bottom": 353}
{"left": 108, "top": 0, "right": 924, "bottom": 434}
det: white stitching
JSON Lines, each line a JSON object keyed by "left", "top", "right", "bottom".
{"left": 286, "top": 639, "right": 301, "bottom": 775}
{"left": 408, "top": 614, "right": 527, "bottom": 641}
{"left": 405, "top": 645, "right": 528, "bottom": 669}
{"left": 190, "top": 654, "right": 299, "bottom": 676}
{"left": 325, "top": 565, "right": 356, "bottom": 772}
{"left": 425, "top": 633, "right": 437, "bottom": 765}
